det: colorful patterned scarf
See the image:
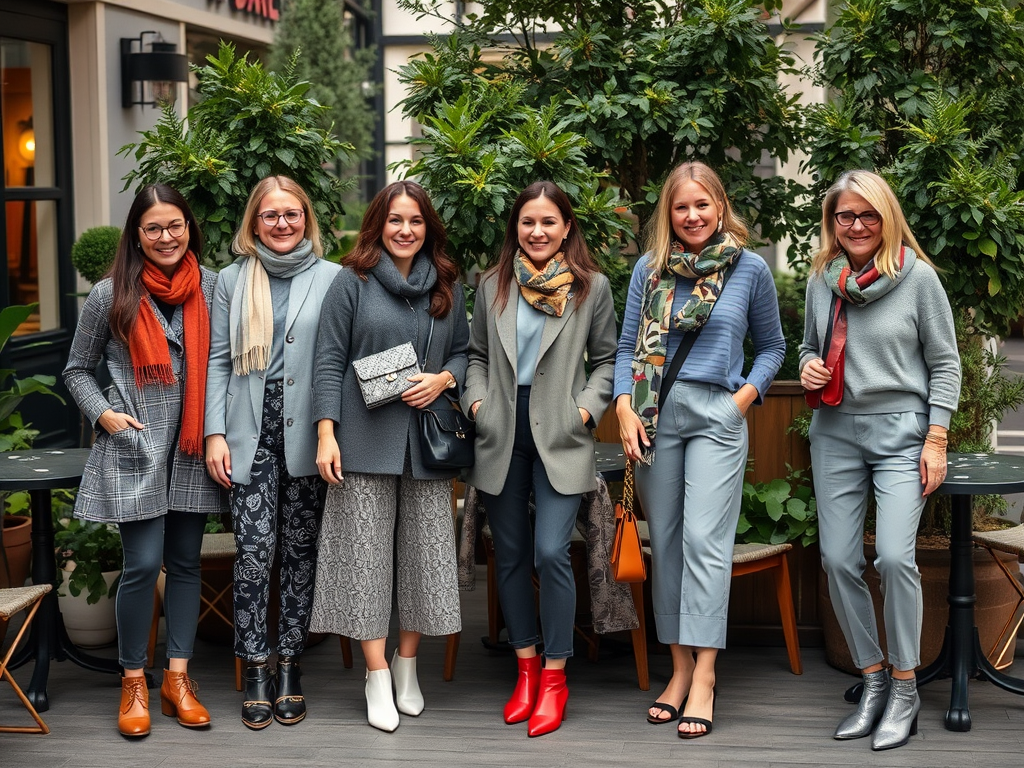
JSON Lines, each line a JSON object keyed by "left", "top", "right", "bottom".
{"left": 806, "top": 245, "right": 911, "bottom": 409}
{"left": 513, "top": 251, "right": 574, "bottom": 317}
{"left": 131, "top": 255, "right": 210, "bottom": 457}
{"left": 628, "top": 235, "right": 740, "bottom": 455}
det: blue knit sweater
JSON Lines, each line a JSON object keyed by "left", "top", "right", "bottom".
{"left": 614, "top": 249, "right": 785, "bottom": 401}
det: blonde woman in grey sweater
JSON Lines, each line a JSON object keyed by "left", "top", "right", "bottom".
{"left": 800, "top": 170, "right": 960, "bottom": 751}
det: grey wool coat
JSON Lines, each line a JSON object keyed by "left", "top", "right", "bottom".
{"left": 205, "top": 256, "right": 343, "bottom": 486}
{"left": 461, "top": 272, "right": 617, "bottom": 496}
{"left": 64, "top": 269, "right": 223, "bottom": 522}
{"left": 311, "top": 256, "right": 470, "bottom": 479}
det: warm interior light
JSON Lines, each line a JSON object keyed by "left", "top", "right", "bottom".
{"left": 18, "top": 127, "right": 35, "bottom": 163}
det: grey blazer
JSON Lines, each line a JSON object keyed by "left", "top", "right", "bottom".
{"left": 205, "top": 256, "right": 342, "bottom": 485}
{"left": 462, "top": 272, "right": 617, "bottom": 496}
{"left": 64, "top": 269, "right": 223, "bottom": 522}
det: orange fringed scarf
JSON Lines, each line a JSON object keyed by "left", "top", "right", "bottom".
{"left": 129, "top": 255, "right": 210, "bottom": 457}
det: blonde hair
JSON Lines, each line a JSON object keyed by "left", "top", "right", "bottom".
{"left": 232, "top": 175, "right": 323, "bottom": 257}
{"left": 644, "top": 161, "right": 748, "bottom": 273}
{"left": 813, "top": 169, "right": 931, "bottom": 278}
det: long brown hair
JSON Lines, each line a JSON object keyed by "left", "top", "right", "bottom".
{"left": 346, "top": 180, "right": 457, "bottom": 318}
{"left": 107, "top": 184, "right": 203, "bottom": 346}
{"left": 490, "top": 180, "right": 599, "bottom": 314}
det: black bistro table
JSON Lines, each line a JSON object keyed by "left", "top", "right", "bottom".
{"left": 916, "top": 452, "right": 1024, "bottom": 730}
{"left": 0, "top": 448, "right": 120, "bottom": 711}
{"left": 594, "top": 442, "right": 627, "bottom": 483}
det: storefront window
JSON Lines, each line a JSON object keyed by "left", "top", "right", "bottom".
{"left": 2, "top": 38, "right": 57, "bottom": 333}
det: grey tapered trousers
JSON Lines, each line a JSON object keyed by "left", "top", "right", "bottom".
{"left": 810, "top": 408, "right": 929, "bottom": 671}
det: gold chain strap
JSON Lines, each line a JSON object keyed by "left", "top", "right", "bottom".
{"left": 622, "top": 459, "right": 635, "bottom": 518}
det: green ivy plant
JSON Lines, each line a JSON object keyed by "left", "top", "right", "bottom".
{"left": 736, "top": 466, "right": 818, "bottom": 548}
{"left": 121, "top": 42, "right": 356, "bottom": 264}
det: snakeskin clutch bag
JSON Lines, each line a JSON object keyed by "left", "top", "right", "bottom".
{"left": 352, "top": 342, "right": 421, "bottom": 409}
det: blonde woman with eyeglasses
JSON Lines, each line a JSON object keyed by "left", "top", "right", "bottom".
{"left": 205, "top": 176, "right": 341, "bottom": 730}
{"left": 800, "top": 169, "right": 961, "bottom": 750}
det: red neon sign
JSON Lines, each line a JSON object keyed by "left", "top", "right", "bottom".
{"left": 233, "top": 0, "right": 280, "bottom": 21}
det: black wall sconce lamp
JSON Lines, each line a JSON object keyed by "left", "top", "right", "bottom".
{"left": 121, "top": 31, "right": 188, "bottom": 109}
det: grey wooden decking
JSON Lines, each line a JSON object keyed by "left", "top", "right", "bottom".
{"left": 3, "top": 572, "right": 1024, "bottom": 768}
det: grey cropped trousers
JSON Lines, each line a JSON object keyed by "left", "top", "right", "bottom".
{"left": 635, "top": 381, "right": 748, "bottom": 649}
{"left": 810, "top": 408, "right": 929, "bottom": 672}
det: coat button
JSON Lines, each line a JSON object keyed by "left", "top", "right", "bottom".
{"left": 286, "top": 418, "right": 294, "bottom": 427}
{"left": 286, "top": 335, "right": 295, "bottom": 343}
{"left": 287, "top": 378, "right": 294, "bottom": 386}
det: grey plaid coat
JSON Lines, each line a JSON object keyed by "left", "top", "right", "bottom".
{"left": 64, "top": 269, "right": 224, "bottom": 522}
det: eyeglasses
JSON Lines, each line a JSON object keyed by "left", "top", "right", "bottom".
{"left": 834, "top": 210, "right": 882, "bottom": 228}
{"left": 258, "top": 209, "right": 304, "bottom": 226}
{"left": 139, "top": 221, "right": 187, "bottom": 240}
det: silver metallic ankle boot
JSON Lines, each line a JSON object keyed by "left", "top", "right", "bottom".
{"left": 871, "top": 676, "right": 920, "bottom": 751}
{"left": 834, "top": 669, "right": 890, "bottom": 740}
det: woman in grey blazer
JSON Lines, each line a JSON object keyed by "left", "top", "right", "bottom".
{"left": 463, "top": 181, "right": 617, "bottom": 738}
{"left": 205, "top": 176, "right": 340, "bottom": 730}
{"left": 64, "top": 184, "right": 220, "bottom": 737}
{"left": 310, "top": 180, "right": 468, "bottom": 733}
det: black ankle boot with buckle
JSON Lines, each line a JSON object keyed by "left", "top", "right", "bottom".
{"left": 275, "top": 656, "right": 306, "bottom": 725}
{"left": 242, "top": 662, "right": 276, "bottom": 730}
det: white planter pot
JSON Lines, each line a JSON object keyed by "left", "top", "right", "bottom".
{"left": 58, "top": 569, "right": 119, "bottom": 649}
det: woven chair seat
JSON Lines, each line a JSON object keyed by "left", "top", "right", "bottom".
{"left": 200, "top": 532, "right": 236, "bottom": 560}
{"left": 0, "top": 585, "right": 51, "bottom": 621}
{"left": 733, "top": 542, "right": 793, "bottom": 564}
{"left": 972, "top": 524, "right": 1024, "bottom": 557}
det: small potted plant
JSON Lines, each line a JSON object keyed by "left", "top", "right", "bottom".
{"left": 54, "top": 505, "right": 123, "bottom": 648}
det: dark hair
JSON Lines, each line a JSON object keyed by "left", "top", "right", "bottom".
{"left": 490, "top": 181, "right": 598, "bottom": 314}
{"left": 346, "top": 180, "right": 457, "bottom": 318}
{"left": 107, "top": 184, "right": 203, "bottom": 346}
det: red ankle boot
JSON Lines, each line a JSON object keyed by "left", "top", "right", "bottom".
{"left": 527, "top": 668, "right": 568, "bottom": 737}
{"left": 504, "top": 655, "right": 542, "bottom": 724}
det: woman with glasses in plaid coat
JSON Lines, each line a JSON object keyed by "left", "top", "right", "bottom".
{"left": 64, "top": 184, "right": 221, "bottom": 737}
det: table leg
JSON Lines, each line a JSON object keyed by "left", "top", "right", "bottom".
{"left": 943, "top": 493, "right": 978, "bottom": 731}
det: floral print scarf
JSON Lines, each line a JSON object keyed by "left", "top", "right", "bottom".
{"left": 628, "top": 235, "right": 740, "bottom": 457}
{"left": 513, "top": 251, "right": 575, "bottom": 317}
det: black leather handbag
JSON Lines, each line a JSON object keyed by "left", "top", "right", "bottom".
{"left": 419, "top": 391, "right": 475, "bottom": 470}
{"left": 416, "top": 317, "right": 475, "bottom": 470}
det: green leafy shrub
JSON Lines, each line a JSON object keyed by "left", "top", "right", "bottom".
{"left": 54, "top": 515, "right": 123, "bottom": 604}
{"left": 70, "top": 226, "right": 120, "bottom": 284}
{"left": 121, "top": 42, "right": 356, "bottom": 264}
{"left": 737, "top": 466, "right": 817, "bottom": 547}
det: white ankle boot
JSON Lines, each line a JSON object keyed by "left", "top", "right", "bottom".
{"left": 365, "top": 668, "right": 399, "bottom": 732}
{"left": 391, "top": 650, "right": 424, "bottom": 716}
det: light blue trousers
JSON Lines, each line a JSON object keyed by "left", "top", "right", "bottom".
{"left": 810, "top": 408, "right": 928, "bottom": 671}
{"left": 635, "top": 382, "right": 748, "bottom": 649}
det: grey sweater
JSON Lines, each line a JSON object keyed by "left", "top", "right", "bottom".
{"left": 312, "top": 258, "right": 470, "bottom": 479}
{"left": 798, "top": 257, "right": 961, "bottom": 427}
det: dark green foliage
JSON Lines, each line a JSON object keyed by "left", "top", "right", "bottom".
{"left": 121, "top": 43, "right": 356, "bottom": 264}
{"left": 400, "top": 0, "right": 807, "bottom": 249}
{"left": 744, "top": 270, "right": 805, "bottom": 381}
{"left": 0, "top": 304, "right": 64, "bottom": 453}
{"left": 805, "top": 0, "right": 1024, "bottom": 335}
{"left": 268, "top": 0, "right": 377, "bottom": 160}
{"left": 737, "top": 466, "right": 818, "bottom": 547}
{"left": 70, "top": 226, "right": 120, "bottom": 284}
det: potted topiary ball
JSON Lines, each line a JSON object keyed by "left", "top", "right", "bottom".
{"left": 70, "top": 226, "right": 120, "bottom": 284}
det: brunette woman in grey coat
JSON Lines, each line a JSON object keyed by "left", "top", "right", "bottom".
{"left": 310, "top": 180, "right": 468, "bottom": 733}
{"left": 65, "top": 184, "right": 219, "bottom": 737}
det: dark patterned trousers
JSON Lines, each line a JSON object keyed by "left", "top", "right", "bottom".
{"left": 231, "top": 382, "right": 325, "bottom": 661}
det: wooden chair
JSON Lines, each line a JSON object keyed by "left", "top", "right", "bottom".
{"left": 972, "top": 524, "right": 1024, "bottom": 670}
{"left": 637, "top": 525, "right": 803, "bottom": 676}
{"left": 0, "top": 584, "right": 51, "bottom": 734}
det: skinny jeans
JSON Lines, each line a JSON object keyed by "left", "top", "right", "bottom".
{"left": 480, "top": 387, "right": 582, "bottom": 659}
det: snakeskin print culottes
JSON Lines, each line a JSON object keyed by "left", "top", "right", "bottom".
{"left": 310, "top": 465, "right": 462, "bottom": 640}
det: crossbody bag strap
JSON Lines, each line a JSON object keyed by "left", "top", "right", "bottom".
{"left": 657, "top": 254, "right": 739, "bottom": 406}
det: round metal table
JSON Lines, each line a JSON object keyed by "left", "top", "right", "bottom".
{"left": 0, "top": 449, "right": 120, "bottom": 711}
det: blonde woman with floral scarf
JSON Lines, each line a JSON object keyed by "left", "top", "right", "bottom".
{"left": 615, "top": 162, "right": 784, "bottom": 739}
{"left": 463, "top": 181, "right": 617, "bottom": 737}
